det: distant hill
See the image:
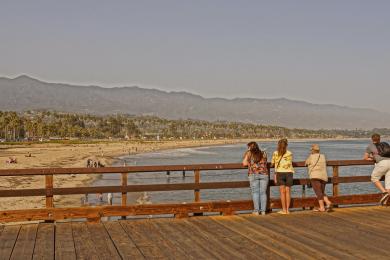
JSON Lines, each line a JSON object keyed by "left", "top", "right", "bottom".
{"left": 0, "top": 75, "right": 389, "bottom": 129}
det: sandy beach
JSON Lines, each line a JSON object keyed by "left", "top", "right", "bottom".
{"left": 0, "top": 139, "right": 243, "bottom": 211}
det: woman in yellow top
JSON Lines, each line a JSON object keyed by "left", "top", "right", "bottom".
{"left": 271, "top": 138, "right": 294, "bottom": 214}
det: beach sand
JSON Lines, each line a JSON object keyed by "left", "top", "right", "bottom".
{"left": 0, "top": 139, "right": 242, "bottom": 211}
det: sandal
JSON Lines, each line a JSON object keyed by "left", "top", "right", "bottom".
{"left": 325, "top": 204, "right": 334, "bottom": 212}
{"left": 313, "top": 208, "right": 326, "bottom": 212}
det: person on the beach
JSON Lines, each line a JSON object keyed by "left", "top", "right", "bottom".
{"left": 364, "top": 133, "right": 390, "bottom": 205}
{"left": 242, "top": 142, "right": 269, "bottom": 216}
{"left": 271, "top": 138, "right": 294, "bottom": 214}
{"left": 305, "top": 144, "right": 332, "bottom": 212}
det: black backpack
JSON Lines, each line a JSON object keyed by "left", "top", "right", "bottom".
{"left": 375, "top": 142, "right": 390, "bottom": 158}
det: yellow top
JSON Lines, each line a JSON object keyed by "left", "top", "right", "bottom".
{"left": 272, "top": 150, "right": 294, "bottom": 173}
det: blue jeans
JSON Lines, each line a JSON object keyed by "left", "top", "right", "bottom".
{"left": 249, "top": 174, "right": 269, "bottom": 213}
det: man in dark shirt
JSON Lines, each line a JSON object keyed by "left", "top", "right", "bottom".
{"left": 364, "top": 134, "right": 390, "bottom": 205}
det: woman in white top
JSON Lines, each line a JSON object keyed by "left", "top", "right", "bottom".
{"left": 305, "top": 144, "right": 332, "bottom": 212}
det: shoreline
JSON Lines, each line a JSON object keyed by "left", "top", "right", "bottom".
{"left": 0, "top": 139, "right": 243, "bottom": 211}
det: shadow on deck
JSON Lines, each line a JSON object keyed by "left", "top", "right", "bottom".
{"left": 1, "top": 206, "right": 389, "bottom": 259}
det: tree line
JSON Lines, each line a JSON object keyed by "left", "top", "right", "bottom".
{"left": 0, "top": 110, "right": 388, "bottom": 141}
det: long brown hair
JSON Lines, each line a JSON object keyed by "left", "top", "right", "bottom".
{"left": 277, "top": 138, "right": 288, "bottom": 156}
{"left": 247, "top": 141, "right": 263, "bottom": 163}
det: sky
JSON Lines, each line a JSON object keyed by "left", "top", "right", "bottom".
{"left": 1, "top": 1, "right": 389, "bottom": 112}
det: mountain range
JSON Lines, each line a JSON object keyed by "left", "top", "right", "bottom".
{"left": 0, "top": 75, "right": 388, "bottom": 130}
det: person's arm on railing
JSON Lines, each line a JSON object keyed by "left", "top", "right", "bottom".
{"left": 363, "top": 152, "right": 374, "bottom": 161}
{"left": 242, "top": 151, "right": 250, "bottom": 166}
{"left": 271, "top": 152, "right": 277, "bottom": 184}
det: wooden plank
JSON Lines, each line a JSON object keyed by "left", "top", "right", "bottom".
{"left": 120, "top": 220, "right": 186, "bottom": 259}
{"left": 178, "top": 219, "right": 246, "bottom": 259}
{"left": 0, "top": 189, "right": 46, "bottom": 197}
{"left": 0, "top": 160, "right": 374, "bottom": 176}
{"left": 250, "top": 213, "right": 365, "bottom": 258}
{"left": 0, "top": 225, "right": 20, "bottom": 260}
{"left": 0, "top": 194, "right": 384, "bottom": 223}
{"left": 55, "top": 223, "right": 76, "bottom": 260}
{"left": 329, "top": 208, "right": 390, "bottom": 231}
{"left": 189, "top": 217, "right": 277, "bottom": 259}
{"left": 85, "top": 223, "right": 121, "bottom": 259}
{"left": 103, "top": 221, "right": 145, "bottom": 259}
{"left": 265, "top": 212, "right": 390, "bottom": 258}
{"left": 242, "top": 215, "right": 350, "bottom": 259}
{"left": 71, "top": 222, "right": 100, "bottom": 260}
{"left": 211, "top": 216, "right": 313, "bottom": 259}
{"left": 0, "top": 176, "right": 377, "bottom": 198}
{"left": 134, "top": 220, "right": 189, "bottom": 258}
{"left": 33, "top": 223, "right": 54, "bottom": 260}
{"left": 151, "top": 219, "right": 218, "bottom": 259}
{"left": 10, "top": 224, "right": 38, "bottom": 260}
{"left": 0, "top": 200, "right": 252, "bottom": 222}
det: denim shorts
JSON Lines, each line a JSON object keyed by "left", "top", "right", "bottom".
{"left": 276, "top": 172, "right": 293, "bottom": 187}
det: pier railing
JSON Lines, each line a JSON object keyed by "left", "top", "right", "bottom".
{"left": 0, "top": 160, "right": 382, "bottom": 223}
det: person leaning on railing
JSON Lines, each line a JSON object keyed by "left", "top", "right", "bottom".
{"left": 271, "top": 138, "right": 294, "bottom": 215}
{"left": 364, "top": 133, "right": 390, "bottom": 205}
{"left": 242, "top": 142, "right": 269, "bottom": 216}
{"left": 305, "top": 144, "right": 333, "bottom": 212}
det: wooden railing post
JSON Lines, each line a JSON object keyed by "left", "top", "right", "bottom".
{"left": 193, "top": 170, "right": 202, "bottom": 216}
{"left": 121, "top": 172, "right": 128, "bottom": 220}
{"left": 333, "top": 166, "right": 339, "bottom": 208}
{"left": 194, "top": 170, "right": 200, "bottom": 202}
{"left": 45, "top": 174, "right": 54, "bottom": 208}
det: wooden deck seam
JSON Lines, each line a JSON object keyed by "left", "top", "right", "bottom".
{"left": 101, "top": 222, "right": 125, "bottom": 260}
{"left": 0, "top": 225, "right": 21, "bottom": 260}
{"left": 118, "top": 221, "right": 147, "bottom": 259}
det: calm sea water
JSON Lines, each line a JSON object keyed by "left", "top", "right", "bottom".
{"left": 93, "top": 139, "right": 386, "bottom": 205}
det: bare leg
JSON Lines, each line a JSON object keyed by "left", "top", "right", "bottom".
{"left": 374, "top": 181, "right": 386, "bottom": 193}
{"left": 285, "top": 186, "right": 291, "bottom": 213}
{"left": 323, "top": 196, "right": 332, "bottom": 207}
{"left": 279, "top": 186, "right": 286, "bottom": 212}
{"left": 318, "top": 200, "right": 326, "bottom": 211}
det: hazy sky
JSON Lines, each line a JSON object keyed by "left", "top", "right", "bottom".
{"left": 1, "top": 1, "right": 389, "bottom": 112}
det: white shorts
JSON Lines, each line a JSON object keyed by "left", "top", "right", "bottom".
{"left": 371, "top": 160, "right": 390, "bottom": 189}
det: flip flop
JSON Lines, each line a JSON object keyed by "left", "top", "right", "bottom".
{"left": 325, "top": 204, "right": 334, "bottom": 212}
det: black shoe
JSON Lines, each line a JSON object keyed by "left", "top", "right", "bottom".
{"left": 380, "top": 192, "right": 389, "bottom": 205}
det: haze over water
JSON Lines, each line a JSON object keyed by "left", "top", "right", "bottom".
{"left": 93, "top": 139, "right": 386, "bottom": 205}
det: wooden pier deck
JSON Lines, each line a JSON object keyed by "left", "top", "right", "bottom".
{"left": 1, "top": 206, "right": 389, "bottom": 260}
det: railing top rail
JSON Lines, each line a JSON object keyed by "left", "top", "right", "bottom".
{"left": 0, "top": 160, "right": 374, "bottom": 176}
